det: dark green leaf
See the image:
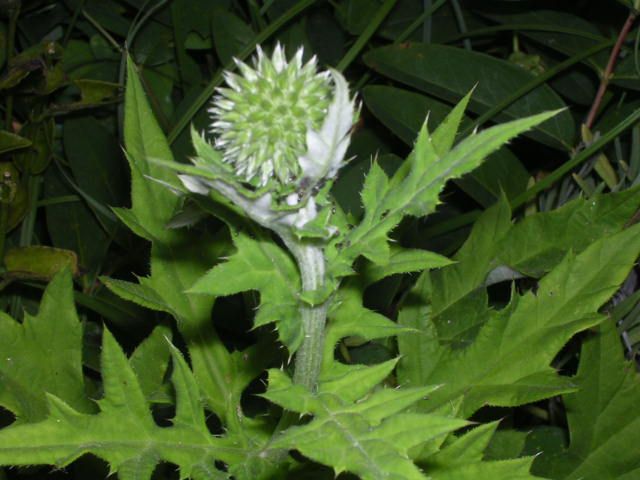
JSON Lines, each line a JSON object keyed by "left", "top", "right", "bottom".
{"left": 0, "top": 130, "right": 30, "bottom": 155}
{"left": 533, "top": 320, "right": 640, "bottom": 479}
{"left": 364, "top": 43, "right": 575, "bottom": 149}
{"left": 400, "top": 223, "right": 640, "bottom": 417}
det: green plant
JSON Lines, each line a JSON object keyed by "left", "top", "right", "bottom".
{"left": 1, "top": 2, "right": 640, "bottom": 480}
{"left": 0, "top": 42, "right": 638, "bottom": 479}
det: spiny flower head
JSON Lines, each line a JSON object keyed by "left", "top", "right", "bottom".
{"left": 210, "top": 44, "right": 332, "bottom": 187}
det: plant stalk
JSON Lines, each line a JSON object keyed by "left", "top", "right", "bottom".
{"left": 280, "top": 235, "right": 328, "bottom": 392}
{"left": 585, "top": 11, "right": 637, "bottom": 129}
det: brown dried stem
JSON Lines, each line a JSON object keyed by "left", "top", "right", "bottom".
{"left": 585, "top": 11, "right": 637, "bottom": 129}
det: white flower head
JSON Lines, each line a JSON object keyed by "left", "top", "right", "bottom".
{"left": 208, "top": 43, "right": 357, "bottom": 191}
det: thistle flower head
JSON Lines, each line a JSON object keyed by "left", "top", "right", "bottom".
{"left": 176, "top": 44, "right": 357, "bottom": 233}
{"left": 210, "top": 44, "right": 333, "bottom": 187}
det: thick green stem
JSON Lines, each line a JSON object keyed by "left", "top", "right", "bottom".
{"left": 280, "top": 236, "right": 328, "bottom": 392}
{"left": 293, "top": 299, "right": 328, "bottom": 390}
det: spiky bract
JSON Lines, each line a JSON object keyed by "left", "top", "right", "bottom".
{"left": 210, "top": 44, "right": 331, "bottom": 187}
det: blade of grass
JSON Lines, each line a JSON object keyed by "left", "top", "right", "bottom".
{"left": 512, "top": 106, "right": 640, "bottom": 208}
{"left": 443, "top": 24, "right": 607, "bottom": 44}
{"left": 450, "top": 0, "right": 471, "bottom": 50}
{"left": 397, "top": 0, "right": 448, "bottom": 43}
{"left": 422, "top": 0, "right": 432, "bottom": 43}
{"left": 631, "top": 125, "right": 640, "bottom": 181}
{"left": 62, "top": 0, "right": 87, "bottom": 47}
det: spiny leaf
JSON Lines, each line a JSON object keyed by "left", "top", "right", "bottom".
{"left": 101, "top": 276, "right": 174, "bottom": 314}
{"left": 430, "top": 89, "right": 474, "bottom": 155}
{"left": 329, "top": 104, "right": 559, "bottom": 273}
{"left": 117, "top": 63, "right": 286, "bottom": 478}
{"left": 189, "top": 229, "right": 303, "bottom": 351}
{"left": 264, "top": 368, "right": 464, "bottom": 480}
{"left": 426, "top": 421, "right": 501, "bottom": 466}
{"left": 114, "top": 56, "right": 180, "bottom": 243}
{"left": 428, "top": 458, "right": 543, "bottom": 480}
{"left": 129, "top": 324, "right": 172, "bottom": 403}
{"left": 533, "top": 320, "right": 640, "bottom": 479}
{"left": 0, "top": 328, "right": 239, "bottom": 479}
{"left": 425, "top": 193, "right": 512, "bottom": 347}
{"left": 116, "top": 56, "right": 239, "bottom": 428}
{"left": 363, "top": 43, "right": 574, "bottom": 149}
{"left": 362, "top": 246, "right": 453, "bottom": 285}
{"left": 421, "top": 422, "right": 543, "bottom": 479}
{"left": 428, "top": 186, "right": 640, "bottom": 349}
{"left": 400, "top": 223, "right": 640, "bottom": 417}
{"left": 322, "top": 280, "right": 410, "bottom": 373}
{"left": 0, "top": 269, "right": 93, "bottom": 422}
{"left": 495, "top": 184, "right": 640, "bottom": 277}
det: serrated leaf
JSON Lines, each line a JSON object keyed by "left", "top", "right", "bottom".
{"left": 427, "top": 193, "right": 512, "bottom": 345}
{"left": 119, "top": 56, "right": 240, "bottom": 427}
{"left": 420, "top": 422, "right": 542, "bottom": 479}
{"left": 115, "top": 61, "right": 283, "bottom": 479}
{"left": 403, "top": 110, "right": 560, "bottom": 217}
{"left": 484, "top": 429, "right": 529, "bottom": 461}
{"left": 426, "top": 421, "right": 500, "bottom": 466}
{"left": 0, "top": 329, "right": 240, "bottom": 479}
{"left": 189, "top": 229, "right": 302, "bottom": 351}
{"left": 363, "top": 85, "right": 530, "bottom": 206}
{"left": 429, "top": 186, "right": 640, "bottom": 346}
{"left": 429, "top": 457, "right": 542, "bottom": 480}
{"left": 363, "top": 247, "right": 453, "bottom": 285}
{"left": 121, "top": 56, "right": 180, "bottom": 242}
{"left": 431, "top": 89, "right": 474, "bottom": 155}
{"left": 534, "top": 320, "right": 640, "bottom": 479}
{"left": 0, "top": 270, "right": 93, "bottom": 422}
{"left": 321, "top": 358, "right": 399, "bottom": 401}
{"left": 329, "top": 107, "right": 559, "bottom": 275}
{"left": 129, "top": 325, "right": 172, "bottom": 403}
{"left": 101, "top": 276, "right": 174, "bottom": 314}
{"left": 496, "top": 185, "right": 640, "bottom": 277}
{"left": 400, "top": 224, "right": 640, "bottom": 417}
{"left": 264, "top": 369, "right": 465, "bottom": 480}
{"left": 323, "top": 280, "right": 410, "bottom": 374}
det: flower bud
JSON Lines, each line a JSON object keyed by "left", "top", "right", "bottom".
{"left": 177, "top": 44, "right": 358, "bottom": 233}
{"left": 207, "top": 43, "right": 357, "bottom": 192}
{"left": 210, "top": 44, "right": 333, "bottom": 188}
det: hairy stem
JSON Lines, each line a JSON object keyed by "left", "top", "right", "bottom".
{"left": 208, "top": 180, "right": 330, "bottom": 391}
{"left": 280, "top": 234, "right": 328, "bottom": 392}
